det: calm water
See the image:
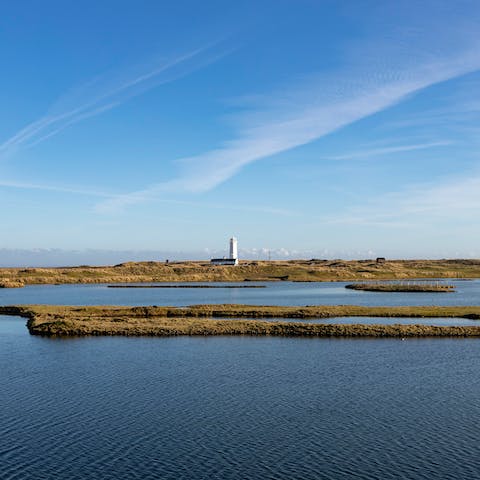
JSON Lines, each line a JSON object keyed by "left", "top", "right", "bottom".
{"left": 1, "top": 279, "right": 480, "bottom": 307}
{"left": 2, "top": 283, "right": 480, "bottom": 479}
{"left": 1, "top": 316, "right": 479, "bottom": 480}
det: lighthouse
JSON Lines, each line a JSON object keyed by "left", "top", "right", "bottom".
{"left": 229, "top": 237, "right": 238, "bottom": 264}
{"left": 210, "top": 237, "right": 239, "bottom": 266}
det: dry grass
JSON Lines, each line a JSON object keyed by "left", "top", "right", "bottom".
{"left": 0, "top": 259, "right": 479, "bottom": 285}
{"left": 345, "top": 282, "right": 456, "bottom": 292}
{"left": 0, "top": 280, "right": 25, "bottom": 288}
{"left": 2, "top": 304, "right": 480, "bottom": 338}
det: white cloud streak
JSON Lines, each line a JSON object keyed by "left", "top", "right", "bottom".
{"left": 97, "top": 46, "right": 480, "bottom": 212}
{"left": 0, "top": 178, "right": 298, "bottom": 217}
{"left": 395, "top": 175, "right": 480, "bottom": 217}
{"left": 0, "top": 179, "right": 113, "bottom": 197}
{"left": 325, "top": 171, "right": 480, "bottom": 227}
{"left": 0, "top": 44, "right": 228, "bottom": 157}
{"left": 325, "top": 141, "right": 453, "bottom": 161}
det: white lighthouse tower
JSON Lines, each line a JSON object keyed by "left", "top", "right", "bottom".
{"left": 210, "top": 237, "right": 239, "bottom": 266}
{"left": 229, "top": 237, "right": 239, "bottom": 265}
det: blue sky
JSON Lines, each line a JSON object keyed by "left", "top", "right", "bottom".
{"left": 1, "top": 0, "right": 480, "bottom": 265}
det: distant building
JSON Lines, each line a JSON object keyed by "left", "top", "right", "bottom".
{"left": 210, "top": 258, "right": 238, "bottom": 266}
{"left": 211, "top": 237, "right": 239, "bottom": 266}
{"left": 376, "top": 257, "right": 386, "bottom": 264}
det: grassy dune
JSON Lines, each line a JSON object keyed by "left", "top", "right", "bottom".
{"left": 0, "top": 259, "right": 480, "bottom": 286}
{"left": 2, "top": 304, "right": 480, "bottom": 337}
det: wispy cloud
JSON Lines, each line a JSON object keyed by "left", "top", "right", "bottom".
{"left": 0, "top": 178, "right": 298, "bottom": 217}
{"left": 152, "top": 198, "right": 299, "bottom": 217}
{"left": 395, "top": 175, "right": 480, "bottom": 217}
{"left": 0, "top": 179, "right": 114, "bottom": 197}
{"left": 0, "top": 43, "right": 229, "bottom": 157}
{"left": 325, "top": 141, "right": 453, "bottom": 161}
{"left": 97, "top": 43, "right": 480, "bottom": 212}
{"left": 326, "top": 170, "right": 480, "bottom": 227}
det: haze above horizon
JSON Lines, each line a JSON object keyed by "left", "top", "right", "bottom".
{"left": 2, "top": 0, "right": 480, "bottom": 264}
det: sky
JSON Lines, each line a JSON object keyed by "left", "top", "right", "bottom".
{"left": 1, "top": 0, "right": 480, "bottom": 265}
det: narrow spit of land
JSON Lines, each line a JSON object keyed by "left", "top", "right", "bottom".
{"left": 345, "top": 282, "right": 456, "bottom": 292}
{"left": 2, "top": 304, "right": 480, "bottom": 338}
{"left": 1, "top": 259, "right": 480, "bottom": 287}
{"left": 107, "top": 285, "right": 266, "bottom": 289}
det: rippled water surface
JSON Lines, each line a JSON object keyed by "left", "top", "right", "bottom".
{"left": 2, "top": 279, "right": 480, "bottom": 306}
{"left": 1, "top": 316, "right": 480, "bottom": 480}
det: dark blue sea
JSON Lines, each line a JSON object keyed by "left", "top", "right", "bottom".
{"left": 1, "top": 282, "right": 480, "bottom": 479}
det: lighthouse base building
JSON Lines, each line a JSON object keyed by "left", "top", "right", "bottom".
{"left": 211, "top": 237, "right": 239, "bottom": 266}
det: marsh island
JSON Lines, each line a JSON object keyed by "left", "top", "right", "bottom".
{"left": 2, "top": 304, "right": 480, "bottom": 338}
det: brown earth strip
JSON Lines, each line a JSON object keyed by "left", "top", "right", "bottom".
{"left": 2, "top": 304, "right": 480, "bottom": 338}
{"left": 345, "top": 282, "right": 455, "bottom": 292}
{"left": 107, "top": 285, "right": 265, "bottom": 288}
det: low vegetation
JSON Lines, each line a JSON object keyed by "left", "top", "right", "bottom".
{"left": 2, "top": 304, "right": 480, "bottom": 337}
{"left": 345, "top": 282, "right": 456, "bottom": 292}
{"left": 0, "top": 280, "right": 25, "bottom": 288}
{"left": 0, "top": 259, "right": 479, "bottom": 285}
